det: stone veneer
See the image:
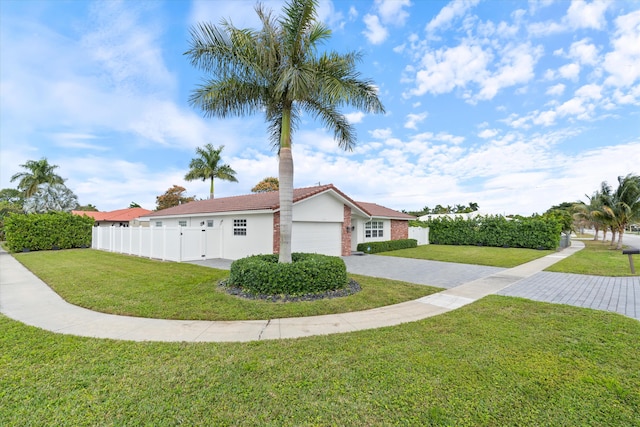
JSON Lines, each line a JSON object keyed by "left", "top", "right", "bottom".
{"left": 272, "top": 211, "right": 280, "bottom": 254}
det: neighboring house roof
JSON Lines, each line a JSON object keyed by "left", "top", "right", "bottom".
{"left": 72, "top": 207, "right": 152, "bottom": 222}
{"left": 142, "top": 184, "right": 412, "bottom": 220}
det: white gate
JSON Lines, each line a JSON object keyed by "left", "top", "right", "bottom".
{"left": 92, "top": 226, "right": 221, "bottom": 262}
{"left": 408, "top": 226, "right": 429, "bottom": 245}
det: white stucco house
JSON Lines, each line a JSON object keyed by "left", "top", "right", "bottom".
{"left": 138, "top": 184, "right": 414, "bottom": 260}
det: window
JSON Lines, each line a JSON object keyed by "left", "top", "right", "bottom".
{"left": 233, "top": 219, "right": 247, "bottom": 236}
{"left": 178, "top": 220, "right": 187, "bottom": 227}
{"left": 207, "top": 220, "right": 214, "bottom": 228}
{"left": 155, "top": 221, "right": 163, "bottom": 227}
{"left": 365, "top": 221, "right": 384, "bottom": 238}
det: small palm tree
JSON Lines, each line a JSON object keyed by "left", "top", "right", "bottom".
{"left": 185, "top": 0, "right": 384, "bottom": 262}
{"left": 607, "top": 174, "right": 640, "bottom": 250}
{"left": 184, "top": 144, "right": 238, "bottom": 199}
{"left": 10, "top": 158, "right": 65, "bottom": 198}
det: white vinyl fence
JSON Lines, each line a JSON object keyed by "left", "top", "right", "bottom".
{"left": 92, "top": 226, "right": 221, "bottom": 262}
{"left": 408, "top": 226, "right": 429, "bottom": 245}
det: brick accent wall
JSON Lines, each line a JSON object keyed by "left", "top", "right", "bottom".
{"left": 341, "top": 205, "right": 352, "bottom": 256}
{"left": 272, "top": 211, "right": 280, "bottom": 254}
{"left": 390, "top": 219, "right": 408, "bottom": 240}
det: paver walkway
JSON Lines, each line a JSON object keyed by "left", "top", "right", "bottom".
{"left": 1, "top": 241, "right": 637, "bottom": 343}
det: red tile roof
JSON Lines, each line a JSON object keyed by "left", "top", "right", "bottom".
{"left": 357, "top": 201, "right": 416, "bottom": 219}
{"left": 72, "top": 207, "right": 152, "bottom": 222}
{"left": 143, "top": 184, "right": 412, "bottom": 220}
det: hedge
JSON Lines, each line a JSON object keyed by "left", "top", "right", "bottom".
{"left": 227, "top": 253, "right": 348, "bottom": 296}
{"left": 426, "top": 215, "right": 561, "bottom": 249}
{"left": 356, "top": 238, "right": 418, "bottom": 254}
{"left": 5, "top": 211, "right": 94, "bottom": 252}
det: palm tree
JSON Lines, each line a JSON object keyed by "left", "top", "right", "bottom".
{"left": 607, "top": 174, "right": 640, "bottom": 250}
{"left": 185, "top": 0, "right": 384, "bottom": 262}
{"left": 184, "top": 144, "right": 238, "bottom": 199}
{"left": 10, "top": 158, "right": 65, "bottom": 198}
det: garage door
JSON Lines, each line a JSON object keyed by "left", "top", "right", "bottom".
{"left": 292, "top": 222, "right": 342, "bottom": 256}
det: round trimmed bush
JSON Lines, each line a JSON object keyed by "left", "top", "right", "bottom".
{"left": 227, "top": 253, "right": 348, "bottom": 296}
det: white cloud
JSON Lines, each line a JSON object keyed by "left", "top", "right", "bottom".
{"left": 604, "top": 10, "right": 640, "bottom": 87}
{"left": 370, "top": 128, "right": 393, "bottom": 139}
{"left": 375, "top": 0, "right": 411, "bottom": 26}
{"left": 406, "top": 42, "right": 491, "bottom": 97}
{"left": 404, "top": 112, "right": 428, "bottom": 129}
{"left": 546, "top": 83, "right": 566, "bottom": 96}
{"left": 426, "top": 0, "right": 480, "bottom": 33}
{"left": 362, "top": 14, "right": 388, "bottom": 44}
{"left": 568, "top": 38, "right": 600, "bottom": 65}
{"left": 558, "top": 63, "right": 581, "bottom": 81}
{"left": 565, "top": 0, "right": 610, "bottom": 30}
{"left": 478, "top": 129, "right": 499, "bottom": 139}
{"left": 345, "top": 111, "right": 366, "bottom": 123}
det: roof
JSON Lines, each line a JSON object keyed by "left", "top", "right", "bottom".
{"left": 72, "top": 207, "right": 152, "bottom": 222}
{"left": 357, "top": 201, "right": 416, "bottom": 220}
{"left": 143, "top": 184, "right": 412, "bottom": 220}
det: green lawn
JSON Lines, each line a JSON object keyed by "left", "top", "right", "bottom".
{"left": 546, "top": 239, "right": 640, "bottom": 276}
{"left": 379, "top": 244, "right": 554, "bottom": 268}
{"left": 2, "top": 297, "right": 638, "bottom": 426}
{"left": 13, "top": 249, "right": 440, "bottom": 320}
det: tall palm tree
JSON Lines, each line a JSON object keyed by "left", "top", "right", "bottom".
{"left": 184, "top": 144, "right": 238, "bottom": 199}
{"left": 10, "top": 158, "right": 65, "bottom": 198}
{"left": 185, "top": 0, "right": 384, "bottom": 262}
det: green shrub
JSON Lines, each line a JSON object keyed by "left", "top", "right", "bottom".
{"left": 357, "top": 239, "right": 418, "bottom": 254}
{"left": 227, "top": 253, "right": 348, "bottom": 296}
{"left": 427, "top": 215, "right": 561, "bottom": 249}
{"left": 5, "top": 211, "right": 94, "bottom": 252}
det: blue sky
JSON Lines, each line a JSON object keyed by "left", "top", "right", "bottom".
{"left": 1, "top": 0, "right": 639, "bottom": 215}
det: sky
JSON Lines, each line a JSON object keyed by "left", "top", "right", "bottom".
{"left": 1, "top": 0, "right": 639, "bottom": 215}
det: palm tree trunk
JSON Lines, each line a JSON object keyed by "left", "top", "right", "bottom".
{"left": 593, "top": 225, "right": 599, "bottom": 241}
{"left": 617, "top": 227, "right": 625, "bottom": 250}
{"left": 278, "top": 106, "right": 294, "bottom": 263}
{"left": 209, "top": 177, "right": 215, "bottom": 199}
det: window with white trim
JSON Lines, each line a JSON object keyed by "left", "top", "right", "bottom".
{"left": 365, "top": 220, "right": 384, "bottom": 238}
{"left": 233, "top": 219, "right": 247, "bottom": 236}
{"left": 178, "top": 220, "right": 187, "bottom": 227}
{"left": 207, "top": 220, "right": 214, "bottom": 227}
{"left": 155, "top": 221, "right": 162, "bottom": 227}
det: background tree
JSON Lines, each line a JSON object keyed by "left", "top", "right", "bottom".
{"left": 76, "top": 204, "right": 99, "bottom": 212}
{"left": 184, "top": 144, "right": 238, "bottom": 199}
{"left": 156, "top": 185, "right": 196, "bottom": 211}
{"left": 186, "top": 0, "right": 384, "bottom": 263}
{"left": 129, "top": 202, "right": 142, "bottom": 208}
{"left": 251, "top": 177, "right": 279, "bottom": 193}
{"left": 23, "top": 183, "right": 78, "bottom": 213}
{"left": 0, "top": 188, "right": 25, "bottom": 209}
{"left": 10, "top": 158, "right": 65, "bottom": 198}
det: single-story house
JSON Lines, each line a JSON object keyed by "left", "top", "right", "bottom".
{"left": 139, "top": 184, "right": 414, "bottom": 259}
{"left": 73, "top": 207, "right": 152, "bottom": 227}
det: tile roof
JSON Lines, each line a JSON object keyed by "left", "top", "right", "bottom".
{"left": 357, "top": 201, "right": 416, "bottom": 219}
{"left": 143, "top": 184, "right": 412, "bottom": 220}
{"left": 72, "top": 207, "right": 152, "bottom": 222}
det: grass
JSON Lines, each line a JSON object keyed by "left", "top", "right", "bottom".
{"left": 13, "top": 249, "right": 440, "bottom": 320}
{"left": 378, "top": 244, "right": 554, "bottom": 268}
{"left": 2, "top": 297, "right": 639, "bottom": 426}
{"left": 546, "top": 239, "right": 640, "bottom": 276}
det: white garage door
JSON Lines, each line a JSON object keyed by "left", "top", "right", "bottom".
{"left": 292, "top": 222, "right": 342, "bottom": 256}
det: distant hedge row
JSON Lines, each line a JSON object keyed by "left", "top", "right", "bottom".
{"left": 5, "top": 211, "right": 94, "bottom": 252}
{"left": 356, "top": 238, "right": 418, "bottom": 254}
{"left": 422, "top": 216, "right": 561, "bottom": 249}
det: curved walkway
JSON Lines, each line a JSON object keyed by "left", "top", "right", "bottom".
{"left": 1, "top": 241, "right": 634, "bottom": 343}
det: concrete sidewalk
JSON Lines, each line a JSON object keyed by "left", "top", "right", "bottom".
{"left": 1, "top": 240, "right": 627, "bottom": 343}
